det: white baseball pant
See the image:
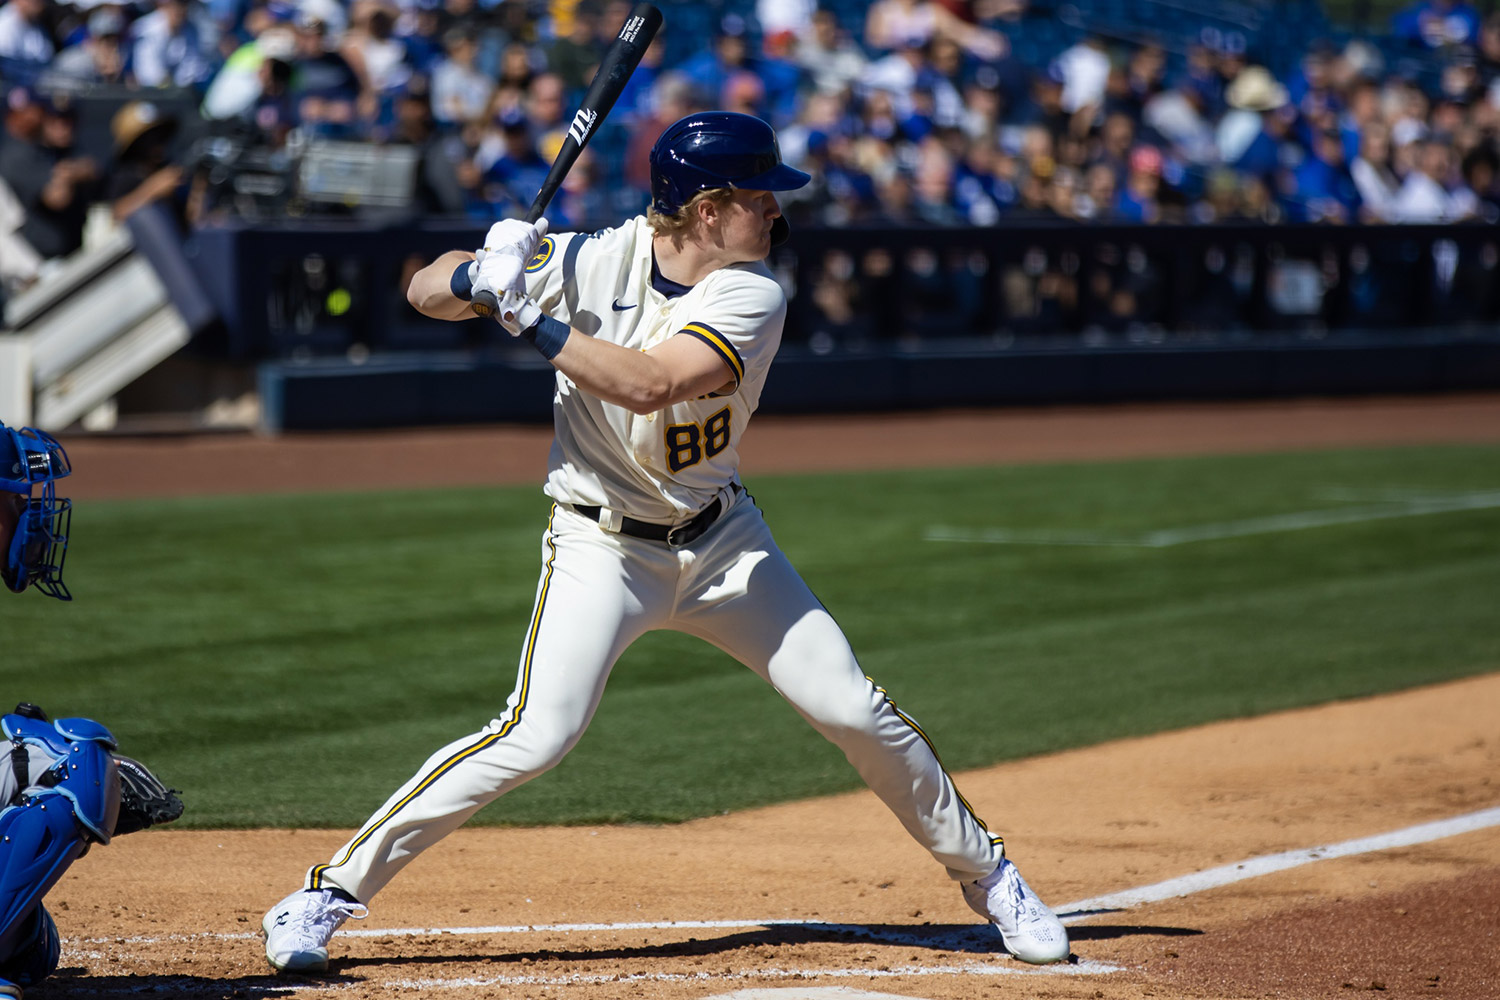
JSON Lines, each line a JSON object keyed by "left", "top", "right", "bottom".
{"left": 309, "top": 495, "right": 1005, "bottom": 902}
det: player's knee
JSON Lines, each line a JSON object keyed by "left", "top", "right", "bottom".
{"left": 802, "top": 687, "right": 887, "bottom": 738}
{"left": 770, "top": 634, "right": 883, "bottom": 736}
{"left": 0, "top": 906, "right": 60, "bottom": 989}
{"left": 0, "top": 789, "right": 93, "bottom": 951}
{"left": 504, "top": 721, "right": 587, "bottom": 776}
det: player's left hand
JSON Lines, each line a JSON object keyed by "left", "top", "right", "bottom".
{"left": 472, "top": 218, "right": 547, "bottom": 301}
{"left": 111, "top": 754, "right": 184, "bottom": 835}
{"left": 473, "top": 252, "right": 526, "bottom": 304}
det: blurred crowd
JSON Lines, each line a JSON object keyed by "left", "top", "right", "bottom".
{"left": 2, "top": 0, "right": 1499, "bottom": 292}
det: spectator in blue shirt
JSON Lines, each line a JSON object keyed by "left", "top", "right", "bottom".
{"left": 678, "top": 14, "right": 801, "bottom": 128}
{"left": 288, "top": 12, "right": 361, "bottom": 138}
{"left": 0, "top": 0, "right": 55, "bottom": 86}
{"left": 1115, "top": 144, "right": 1163, "bottom": 223}
{"left": 130, "top": 0, "right": 216, "bottom": 90}
{"left": 1392, "top": 0, "right": 1481, "bottom": 48}
{"left": 480, "top": 107, "right": 547, "bottom": 216}
{"left": 1290, "top": 127, "right": 1362, "bottom": 222}
{"left": 1223, "top": 66, "right": 1299, "bottom": 187}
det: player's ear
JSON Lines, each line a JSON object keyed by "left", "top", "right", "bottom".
{"left": 696, "top": 194, "right": 720, "bottom": 229}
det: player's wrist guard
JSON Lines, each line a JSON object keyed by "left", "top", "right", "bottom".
{"left": 501, "top": 292, "right": 570, "bottom": 360}
{"left": 449, "top": 261, "right": 476, "bottom": 301}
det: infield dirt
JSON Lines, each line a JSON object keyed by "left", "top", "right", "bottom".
{"left": 33, "top": 394, "right": 1500, "bottom": 1000}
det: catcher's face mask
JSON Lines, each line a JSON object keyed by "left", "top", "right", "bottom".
{"left": 1, "top": 423, "right": 73, "bottom": 600}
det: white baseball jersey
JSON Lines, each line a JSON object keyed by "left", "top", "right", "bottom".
{"left": 298, "top": 214, "right": 1008, "bottom": 916}
{"left": 523, "top": 216, "right": 784, "bottom": 522}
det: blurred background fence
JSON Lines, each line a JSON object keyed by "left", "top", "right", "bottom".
{"left": 166, "top": 215, "right": 1500, "bottom": 430}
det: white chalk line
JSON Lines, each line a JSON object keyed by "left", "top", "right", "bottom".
{"left": 925, "top": 488, "right": 1500, "bottom": 548}
{"left": 1058, "top": 803, "right": 1500, "bottom": 919}
{"left": 80, "top": 803, "right": 1500, "bottom": 992}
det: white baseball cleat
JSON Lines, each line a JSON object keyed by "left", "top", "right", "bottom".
{"left": 262, "top": 888, "right": 368, "bottom": 972}
{"left": 961, "top": 857, "right": 1071, "bottom": 964}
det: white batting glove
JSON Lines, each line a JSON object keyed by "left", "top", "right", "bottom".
{"left": 471, "top": 218, "right": 548, "bottom": 304}
{"left": 479, "top": 217, "right": 548, "bottom": 269}
{"left": 473, "top": 251, "right": 525, "bottom": 303}
{"left": 498, "top": 288, "right": 543, "bottom": 336}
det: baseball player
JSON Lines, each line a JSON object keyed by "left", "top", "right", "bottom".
{"left": 261, "top": 111, "right": 1069, "bottom": 971}
{"left": 0, "top": 422, "right": 184, "bottom": 1000}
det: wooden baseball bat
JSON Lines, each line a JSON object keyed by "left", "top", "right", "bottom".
{"left": 471, "top": 2, "right": 664, "bottom": 319}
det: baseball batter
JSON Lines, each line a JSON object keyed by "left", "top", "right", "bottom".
{"left": 261, "top": 112, "right": 1069, "bottom": 971}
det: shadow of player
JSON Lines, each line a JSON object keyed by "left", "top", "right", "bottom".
{"left": 331, "top": 918, "right": 1194, "bottom": 972}
{"left": 28, "top": 970, "right": 314, "bottom": 998}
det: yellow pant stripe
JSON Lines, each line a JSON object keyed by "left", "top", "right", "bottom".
{"left": 871, "top": 679, "right": 993, "bottom": 835}
{"left": 311, "top": 507, "right": 561, "bottom": 891}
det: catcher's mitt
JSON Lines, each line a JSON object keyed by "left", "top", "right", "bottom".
{"left": 112, "top": 754, "right": 184, "bottom": 835}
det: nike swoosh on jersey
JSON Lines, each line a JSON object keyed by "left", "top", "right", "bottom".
{"left": 611, "top": 299, "right": 638, "bottom": 311}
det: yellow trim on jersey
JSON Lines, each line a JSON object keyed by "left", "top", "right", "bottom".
{"left": 525, "top": 236, "right": 556, "bottom": 273}
{"left": 681, "top": 322, "right": 745, "bottom": 387}
{"left": 310, "top": 507, "right": 562, "bottom": 892}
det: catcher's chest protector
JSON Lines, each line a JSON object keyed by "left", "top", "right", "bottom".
{"left": 0, "top": 714, "right": 121, "bottom": 960}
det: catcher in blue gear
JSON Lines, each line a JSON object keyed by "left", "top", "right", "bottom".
{"left": 0, "top": 421, "right": 184, "bottom": 999}
{"left": 1, "top": 422, "right": 72, "bottom": 600}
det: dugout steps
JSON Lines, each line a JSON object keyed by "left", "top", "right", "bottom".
{"left": 0, "top": 206, "right": 227, "bottom": 433}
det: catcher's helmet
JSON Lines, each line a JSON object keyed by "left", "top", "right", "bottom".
{"left": 1, "top": 422, "right": 72, "bottom": 600}
{"left": 649, "top": 111, "right": 811, "bottom": 216}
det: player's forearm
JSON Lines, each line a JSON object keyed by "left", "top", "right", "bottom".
{"left": 407, "top": 251, "right": 479, "bottom": 321}
{"left": 551, "top": 334, "right": 684, "bottom": 414}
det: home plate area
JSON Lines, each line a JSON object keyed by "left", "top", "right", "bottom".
{"left": 337, "top": 919, "right": 1118, "bottom": 994}
{"left": 709, "top": 989, "right": 969, "bottom": 1000}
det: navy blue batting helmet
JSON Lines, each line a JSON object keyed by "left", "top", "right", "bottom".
{"left": 1, "top": 423, "right": 72, "bottom": 600}
{"left": 649, "top": 111, "right": 810, "bottom": 216}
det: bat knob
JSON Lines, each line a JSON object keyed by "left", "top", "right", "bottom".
{"left": 471, "top": 290, "right": 499, "bottom": 318}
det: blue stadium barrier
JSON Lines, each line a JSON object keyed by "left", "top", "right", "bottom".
{"left": 174, "top": 218, "right": 1500, "bottom": 430}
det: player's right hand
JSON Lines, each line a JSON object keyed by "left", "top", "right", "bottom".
{"left": 497, "top": 289, "right": 543, "bottom": 336}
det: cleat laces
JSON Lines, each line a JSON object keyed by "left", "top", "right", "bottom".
{"left": 276, "top": 891, "right": 367, "bottom": 951}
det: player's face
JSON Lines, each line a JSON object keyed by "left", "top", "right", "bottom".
{"left": 716, "top": 188, "right": 782, "bottom": 262}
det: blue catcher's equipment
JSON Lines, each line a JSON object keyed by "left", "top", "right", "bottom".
{"left": 648, "top": 111, "right": 810, "bottom": 218}
{"left": 0, "top": 423, "right": 72, "bottom": 601}
{"left": 0, "top": 712, "right": 121, "bottom": 993}
{"left": 0, "top": 893, "right": 59, "bottom": 995}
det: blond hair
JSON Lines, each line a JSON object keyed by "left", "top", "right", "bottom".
{"left": 646, "top": 188, "right": 734, "bottom": 238}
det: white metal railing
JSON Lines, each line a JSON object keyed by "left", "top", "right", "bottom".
{"left": 0, "top": 225, "right": 191, "bottom": 431}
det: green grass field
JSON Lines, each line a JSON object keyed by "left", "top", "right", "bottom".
{"left": 6, "top": 444, "right": 1498, "bottom": 829}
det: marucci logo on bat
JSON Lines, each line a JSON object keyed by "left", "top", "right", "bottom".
{"left": 567, "top": 108, "right": 599, "bottom": 146}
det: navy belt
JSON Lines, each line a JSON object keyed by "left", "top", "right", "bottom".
{"left": 571, "top": 486, "right": 740, "bottom": 547}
